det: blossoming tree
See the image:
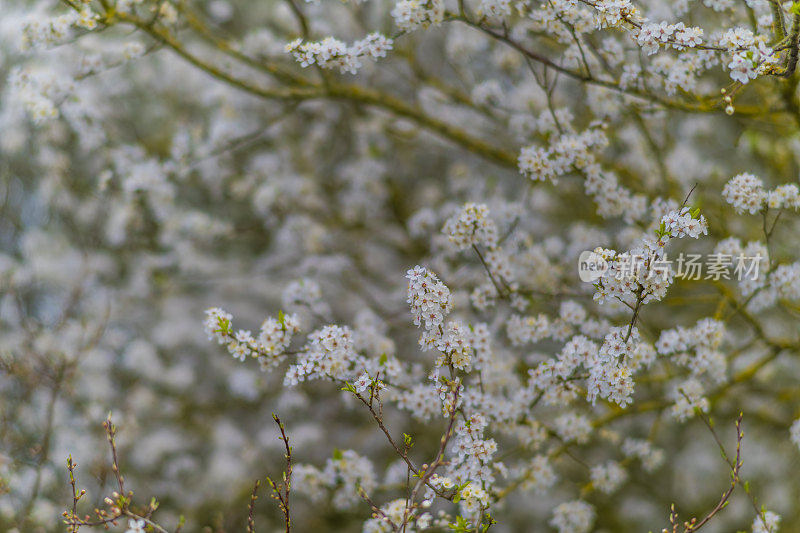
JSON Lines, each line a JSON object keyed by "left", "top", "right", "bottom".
{"left": 2, "top": 0, "right": 800, "bottom": 531}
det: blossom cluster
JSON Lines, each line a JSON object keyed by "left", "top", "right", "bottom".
{"left": 442, "top": 202, "right": 498, "bottom": 250}
{"left": 589, "top": 206, "right": 708, "bottom": 306}
{"left": 204, "top": 307, "right": 301, "bottom": 367}
{"left": 20, "top": 7, "right": 97, "bottom": 49}
{"left": 406, "top": 265, "right": 452, "bottom": 330}
{"left": 717, "top": 28, "right": 778, "bottom": 84}
{"left": 391, "top": 0, "right": 445, "bottom": 31}
{"left": 634, "top": 22, "right": 704, "bottom": 55}
{"left": 723, "top": 173, "right": 800, "bottom": 214}
{"left": 517, "top": 126, "right": 608, "bottom": 183}
{"left": 285, "top": 33, "right": 393, "bottom": 74}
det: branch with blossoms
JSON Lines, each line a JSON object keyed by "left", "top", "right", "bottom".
{"left": 204, "top": 265, "right": 510, "bottom": 530}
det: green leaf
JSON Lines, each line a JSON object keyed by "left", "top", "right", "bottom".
{"left": 447, "top": 516, "right": 470, "bottom": 531}
{"left": 332, "top": 448, "right": 343, "bottom": 461}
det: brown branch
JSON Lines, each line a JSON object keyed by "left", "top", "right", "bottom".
{"left": 680, "top": 412, "right": 744, "bottom": 532}
{"left": 62, "top": 417, "right": 173, "bottom": 533}
{"left": 247, "top": 480, "right": 260, "bottom": 533}
{"left": 266, "top": 414, "right": 292, "bottom": 532}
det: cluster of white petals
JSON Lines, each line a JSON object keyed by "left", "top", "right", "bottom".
{"left": 286, "top": 33, "right": 393, "bottom": 74}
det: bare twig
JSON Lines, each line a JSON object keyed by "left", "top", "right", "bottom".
{"left": 247, "top": 480, "right": 260, "bottom": 533}
{"left": 266, "top": 414, "right": 293, "bottom": 532}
